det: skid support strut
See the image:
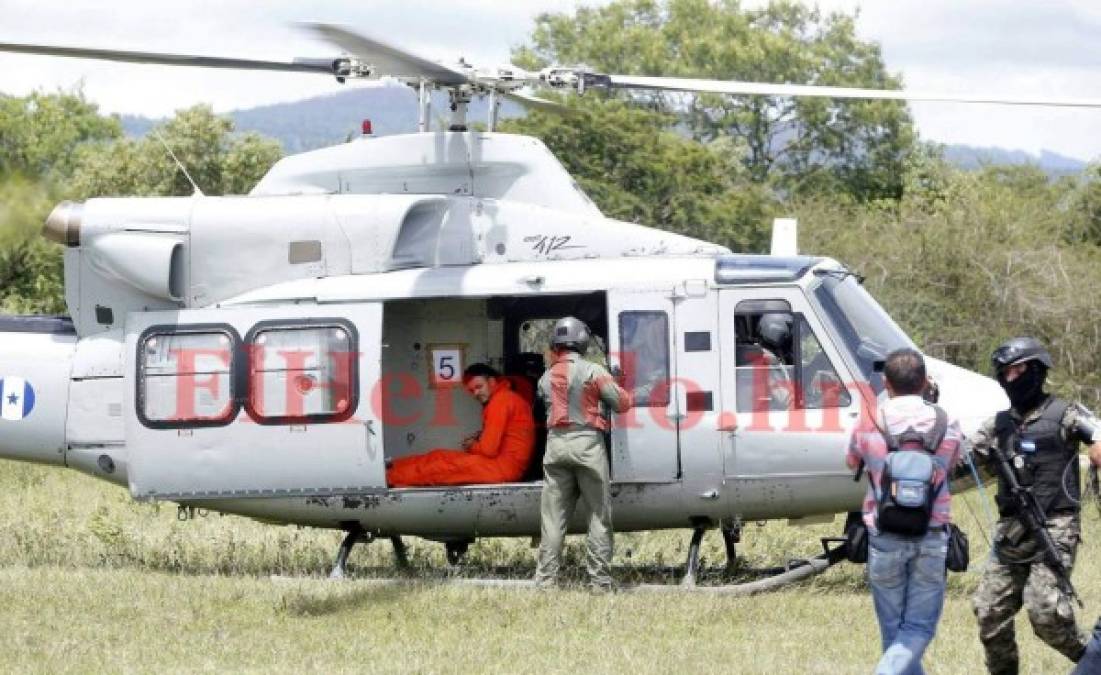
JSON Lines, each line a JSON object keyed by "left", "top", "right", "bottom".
{"left": 445, "top": 540, "right": 472, "bottom": 566}
{"left": 330, "top": 524, "right": 372, "bottom": 579}
{"left": 391, "top": 536, "right": 410, "bottom": 570}
{"left": 682, "top": 526, "right": 707, "bottom": 587}
{"left": 722, "top": 524, "right": 741, "bottom": 575}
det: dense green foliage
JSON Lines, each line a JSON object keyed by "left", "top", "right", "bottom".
{"left": 0, "top": 92, "right": 122, "bottom": 179}
{"left": 69, "top": 105, "right": 282, "bottom": 198}
{"left": 516, "top": 0, "right": 915, "bottom": 201}
{"left": 0, "top": 177, "right": 65, "bottom": 313}
{"left": 0, "top": 95, "right": 281, "bottom": 313}
{"left": 800, "top": 151, "right": 1101, "bottom": 403}
{"left": 0, "top": 92, "right": 121, "bottom": 314}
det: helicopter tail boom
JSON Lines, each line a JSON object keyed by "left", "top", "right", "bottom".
{"left": 0, "top": 319, "right": 76, "bottom": 467}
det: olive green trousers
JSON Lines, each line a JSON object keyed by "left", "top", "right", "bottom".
{"left": 534, "top": 429, "right": 613, "bottom": 589}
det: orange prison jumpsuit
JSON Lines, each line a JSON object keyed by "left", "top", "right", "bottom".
{"left": 386, "top": 383, "right": 536, "bottom": 487}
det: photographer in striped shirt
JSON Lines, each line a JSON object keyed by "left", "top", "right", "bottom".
{"left": 846, "top": 348, "right": 964, "bottom": 675}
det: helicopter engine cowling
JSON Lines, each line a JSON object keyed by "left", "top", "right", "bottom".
{"left": 86, "top": 232, "right": 186, "bottom": 302}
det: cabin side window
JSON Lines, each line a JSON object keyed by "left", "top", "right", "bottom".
{"left": 734, "top": 304, "right": 850, "bottom": 412}
{"left": 618, "top": 311, "right": 670, "bottom": 407}
{"left": 245, "top": 320, "right": 358, "bottom": 425}
{"left": 137, "top": 326, "right": 239, "bottom": 428}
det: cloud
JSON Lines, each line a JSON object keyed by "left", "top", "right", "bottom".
{"left": 806, "top": 0, "right": 1101, "bottom": 159}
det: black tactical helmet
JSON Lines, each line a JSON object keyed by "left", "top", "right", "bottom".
{"left": 990, "top": 337, "right": 1054, "bottom": 374}
{"left": 758, "top": 313, "right": 793, "bottom": 352}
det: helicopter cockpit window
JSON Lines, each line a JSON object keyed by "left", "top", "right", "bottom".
{"left": 245, "top": 321, "right": 357, "bottom": 425}
{"left": 137, "top": 327, "right": 239, "bottom": 428}
{"left": 796, "top": 316, "right": 852, "bottom": 408}
{"left": 734, "top": 306, "right": 850, "bottom": 412}
{"left": 618, "top": 311, "right": 670, "bottom": 407}
{"left": 812, "top": 274, "right": 915, "bottom": 385}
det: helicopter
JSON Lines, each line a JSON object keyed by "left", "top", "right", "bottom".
{"left": 1, "top": 23, "right": 1096, "bottom": 586}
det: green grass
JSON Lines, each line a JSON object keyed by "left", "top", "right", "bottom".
{"left": 1, "top": 459, "right": 1098, "bottom": 674}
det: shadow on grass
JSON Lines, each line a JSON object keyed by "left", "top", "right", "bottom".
{"left": 276, "top": 582, "right": 425, "bottom": 617}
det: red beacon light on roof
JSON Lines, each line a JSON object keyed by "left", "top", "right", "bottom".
{"left": 361, "top": 119, "right": 373, "bottom": 136}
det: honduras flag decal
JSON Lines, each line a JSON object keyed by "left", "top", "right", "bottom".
{"left": 0, "top": 376, "right": 36, "bottom": 421}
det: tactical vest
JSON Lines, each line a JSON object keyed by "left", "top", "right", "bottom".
{"left": 993, "top": 396, "right": 1080, "bottom": 517}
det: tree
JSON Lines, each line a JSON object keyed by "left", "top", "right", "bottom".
{"left": 515, "top": 0, "right": 916, "bottom": 201}
{"left": 0, "top": 96, "right": 283, "bottom": 314}
{"left": 799, "top": 150, "right": 1101, "bottom": 406}
{"left": 500, "top": 98, "right": 776, "bottom": 251}
{"left": 0, "top": 91, "right": 120, "bottom": 314}
{"left": 0, "top": 177, "right": 65, "bottom": 314}
{"left": 68, "top": 105, "right": 282, "bottom": 199}
{"left": 1067, "top": 163, "right": 1101, "bottom": 245}
{"left": 0, "top": 91, "right": 121, "bottom": 179}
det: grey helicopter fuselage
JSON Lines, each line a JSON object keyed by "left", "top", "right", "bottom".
{"left": 0, "top": 130, "right": 1005, "bottom": 542}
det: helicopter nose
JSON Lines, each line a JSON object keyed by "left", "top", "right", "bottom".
{"left": 924, "top": 356, "right": 1008, "bottom": 437}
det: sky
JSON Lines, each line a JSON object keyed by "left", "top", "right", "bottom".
{"left": 1, "top": 0, "right": 1100, "bottom": 161}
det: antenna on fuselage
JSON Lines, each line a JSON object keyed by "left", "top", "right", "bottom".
{"left": 152, "top": 130, "right": 204, "bottom": 197}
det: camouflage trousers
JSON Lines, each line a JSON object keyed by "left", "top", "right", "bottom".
{"left": 972, "top": 514, "right": 1088, "bottom": 674}
{"left": 534, "top": 429, "right": 613, "bottom": 590}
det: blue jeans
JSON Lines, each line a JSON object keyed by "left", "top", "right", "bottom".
{"left": 868, "top": 529, "right": 949, "bottom": 675}
{"left": 1071, "top": 616, "right": 1101, "bottom": 674}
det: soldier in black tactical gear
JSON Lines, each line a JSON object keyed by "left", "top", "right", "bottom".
{"left": 969, "top": 337, "right": 1101, "bottom": 674}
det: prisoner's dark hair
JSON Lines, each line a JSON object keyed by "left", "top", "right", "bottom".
{"left": 462, "top": 363, "right": 500, "bottom": 382}
{"left": 883, "top": 348, "right": 926, "bottom": 396}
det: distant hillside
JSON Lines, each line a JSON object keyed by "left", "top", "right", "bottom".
{"left": 942, "top": 144, "right": 1088, "bottom": 176}
{"left": 120, "top": 85, "right": 523, "bottom": 153}
{"left": 119, "top": 89, "right": 1091, "bottom": 176}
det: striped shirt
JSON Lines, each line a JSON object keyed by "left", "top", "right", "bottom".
{"left": 846, "top": 395, "right": 964, "bottom": 532}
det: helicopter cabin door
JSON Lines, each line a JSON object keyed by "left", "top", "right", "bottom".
{"left": 717, "top": 288, "right": 861, "bottom": 516}
{"left": 124, "top": 303, "right": 384, "bottom": 500}
{"left": 607, "top": 288, "right": 678, "bottom": 482}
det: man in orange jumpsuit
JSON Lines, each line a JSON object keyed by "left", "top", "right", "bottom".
{"left": 386, "top": 363, "right": 536, "bottom": 487}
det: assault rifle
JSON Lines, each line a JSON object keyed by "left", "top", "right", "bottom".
{"left": 988, "top": 443, "right": 1083, "bottom": 608}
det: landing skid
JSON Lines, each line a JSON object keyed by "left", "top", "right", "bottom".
{"left": 285, "top": 559, "right": 840, "bottom": 596}
{"left": 314, "top": 524, "right": 847, "bottom": 594}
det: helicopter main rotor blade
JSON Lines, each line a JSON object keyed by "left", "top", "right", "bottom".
{"left": 502, "top": 90, "right": 572, "bottom": 115}
{"left": 606, "top": 75, "right": 1101, "bottom": 109}
{"left": 300, "top": 22, "right": 470, "bottom": 87}
{"left": 0, "top": 42, "right": 348, "bottom": 76}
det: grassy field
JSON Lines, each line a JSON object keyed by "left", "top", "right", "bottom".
{"left": 1, "top": 460, "right": 1099, "bottom": 674}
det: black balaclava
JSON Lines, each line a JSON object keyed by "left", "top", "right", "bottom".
{"left": 998, "top": 361, "right": 1047, "bottom": 412}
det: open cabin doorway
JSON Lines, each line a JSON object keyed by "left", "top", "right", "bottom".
{"left": 379, "top": 292, "right": 607, "bottom": 488}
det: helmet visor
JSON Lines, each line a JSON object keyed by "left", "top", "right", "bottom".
{"left": 991, "top": 341, "right": 1052, "bottom": 373}
{"left": 991, "top": 343, "right": 1026, "bottom": 370}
